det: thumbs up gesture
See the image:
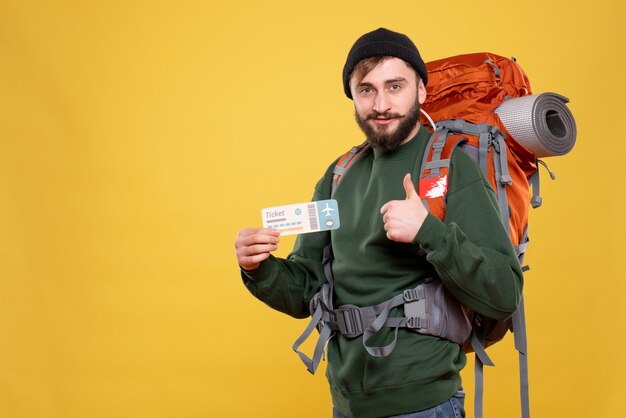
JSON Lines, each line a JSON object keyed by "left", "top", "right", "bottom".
{"left": 380, "top": 173, "right": 429, "bottom": 243}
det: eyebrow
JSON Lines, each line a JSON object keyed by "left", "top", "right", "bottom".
{"left": 384, "top": 77, "right": 408, "bottom": 85}
{"left": 357, "top": 77, "right": 408, "bottom": 88}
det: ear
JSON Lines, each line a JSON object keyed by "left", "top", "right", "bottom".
{"left": 417, "top": 78, "right": 427, "bottom": 105}
{"left": 349, "top": 76, "right": 357, "bottom": 98}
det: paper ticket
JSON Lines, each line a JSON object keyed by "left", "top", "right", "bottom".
{"left": 262, "top": 199, "right": 340, "bottom": 236}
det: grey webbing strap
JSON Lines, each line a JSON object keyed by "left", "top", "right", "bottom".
{"left": 530, "top": 159, "right": 556, "bottom": 209}
{"left": 516, "top": 225, "right": 531, "bottom": 258}
{"left": 437, "top": 119, "right": 478, "bottom": 135}
{"left": 484, "top": 59, "right": 501, "bottom": 79}
{"left": 491, "top": 134, "right": 511, "bottom": 236}
{"left": 361, "top": 287, "right": 427, "bottom": 357}
{"left": 423, "top": 128, "right": 449, "bottom": 178}
{"left": 429, "top": 132, "right": 448, "bottom": 177}
{"left": 331, "top": 148, "right": 355, "bottom": 193}
{"left": 420, "top": 128, "right": 449, "bottom": 175}
{"left": 423, "top": 134, "right": 469, "bottom": 173}
{"left": 474, "top": 327, "right": 486, "bottom": 418}
{"left": 292, "top": 302, "right": 331, "bottom": 374}
{"left": 422, "top": 159, "right": 451, "bottom": 170}
{"left": 333, "top": 166, "right": 347, "bottom": 176}
{"left": 419, "top": 128, "right": 447, "bottom": 209}
{"left": 475, "top": 355, "right": 485, "bottom": 418}
{"left": 470, "top": 329, "right": 495, "bottom": 367}
{"left": 335, "top": 146, "right": 359, "bottom": 172}
{"left": 331, "top": 142, "right": 370, "bottom": 196}
{"left": 512, "top": 297, "right": 530, "bottom": 418}
{"left": 438, "top": 120, "right": 491, "bottom": 174}
{"left": 537, "top": 159, "right": 556, "bottom": 180}
{"left": 362, "top": 293, "right": 406, "bottom": 357}
{"left": 515, "top": 241, "right": 529, "bottom": 257}
{"left": 494, "top": 134, "right": 513, "bottom": 186}
{"left": 419, "top": 126, "right": 469, "bottom": 210}
{"left": 322, "top": 245, "right": 335, "bottom": 289}
{"left": 435, "top": 121, "right": 501, "bottom": 176}
{"left": 529, "top": 169, "right": 542, "bottom": 208}
{"left": 514, "top": 217, "right": 531, "bottom": 417}
{"left": 327, "top": 285, "right": 428, "bottom": 338}
{"left": 404, "top": 288, "right": 427, "bottom": 325}
{"left": 478, "top": 128, "right": 491, "bottom": 179}
{"left": 290, "top": 244, "right": 336, "bottom": 374}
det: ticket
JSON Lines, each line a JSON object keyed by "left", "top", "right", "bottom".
{"left": 262, "top": 199, "right": 340, "bottom": 236}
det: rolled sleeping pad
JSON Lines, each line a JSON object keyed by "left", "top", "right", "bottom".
{"left": 494, "top": 93, "right": 577, "bottom": 157}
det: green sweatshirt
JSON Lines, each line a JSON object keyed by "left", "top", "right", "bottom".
{"left": 242, "top": 126, "right": 523, "bottom": 418}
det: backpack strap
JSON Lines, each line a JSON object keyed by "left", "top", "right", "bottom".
{"left": 472, "top": 322, "right": 490, "bottom": 418}
{"left": 291, "top": 244, "right": 336, "bottom": 374}
{"left": 512, "top": 296, "right": 530, "bottom": 418}
{"left": 530, "top": 159, "right": 557, "bottom": 208}
{"left": 292, "top": 142, "right": 372, "bottom": 374}
{"left": 331, "top": 141, "right": 371, "bottom": 195}
{"left": 491, "top": 131, "right": 513, "bottom": 236}
{"left": 291, "top": 292, "right": 332, "bottom": 374}
{"left": 513, "top": 226, "right": 532, "bottom": 418}
{"left": 436, "top": 120, "right": 498, "bottom": 173}
{"left": 418, "top": 127, "right": 467, "bottom": 219}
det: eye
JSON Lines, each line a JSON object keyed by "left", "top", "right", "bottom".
{"left": 390, "top": 84, "right": 401, "bottom": 90}
{"left": 360, "top": 87, "right": 373, "bottom": 95}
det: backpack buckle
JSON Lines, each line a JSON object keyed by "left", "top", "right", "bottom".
{"left": 335, "top": 305, "right": 364, "bottom": 338}
{"left": 403, "top": 287, "right": 425, "bottom": 302}
{"left": 406, "top": 316, "right": 429, "bottom": 329}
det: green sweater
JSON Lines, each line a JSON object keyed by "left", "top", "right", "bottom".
{"left": 242, "top": 126, "right": 523, "bottom": 418}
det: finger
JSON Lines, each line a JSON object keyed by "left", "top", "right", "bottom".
{"left": 237, "top": 228, "right": 280, "bottom": 240}
{"left": 238, "top": 243, "right": 278, "bottom": 258}
{"left": 236, "top": 231, "right": 281, "bottom": 249}
{"left": 239, "top": 252, "right": 271, "bottom": 270}
{"left": 403, "top": 173, "right": 419, "bottom": 200}
{"left": 249, "top": 233, "right": 281, "bottom": 246}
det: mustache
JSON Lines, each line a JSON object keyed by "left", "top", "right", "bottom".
{"left": 365, "top": 111, "right": 404, "bottom": 120}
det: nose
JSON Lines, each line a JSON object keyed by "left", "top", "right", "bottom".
{"left": 373, "top": 92, "right": 391, "bottom": 114}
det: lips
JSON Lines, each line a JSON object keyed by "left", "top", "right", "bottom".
{"left": 372, "top": 117, "right": 396, "bottom": 126}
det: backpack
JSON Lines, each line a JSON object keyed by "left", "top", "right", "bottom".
{"left": 417, "top": 53, "right": 575, "bottom": 418}
{"left": 292, "top": 52, "right": 577, "bottom": 418}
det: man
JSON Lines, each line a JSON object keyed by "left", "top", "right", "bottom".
{"left": 235, "top": 28, "right": 523, "bottom": 418}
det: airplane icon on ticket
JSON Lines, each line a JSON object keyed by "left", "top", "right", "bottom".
{"left": 321, "top": 203, "right": 335, "bottom": 217}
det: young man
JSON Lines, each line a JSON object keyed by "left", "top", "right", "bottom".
{"left": 235, "top": 28, "right": 523, "bottom": 418}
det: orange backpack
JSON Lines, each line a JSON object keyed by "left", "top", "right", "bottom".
{"left": 419, "top": 53, "right": 536, "bottom": 248}
{"left": 418, "top": 53, "right": 538, "bottom": 418}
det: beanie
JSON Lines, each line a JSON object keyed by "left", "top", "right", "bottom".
{"left": 342, "top": 28, "right": 428, "bottom": 99}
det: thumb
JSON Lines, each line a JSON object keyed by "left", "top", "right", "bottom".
{"left": 403, "top": 173, "right": 419, "bottom": 200}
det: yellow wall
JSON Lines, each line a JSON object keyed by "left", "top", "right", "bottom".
{"left": 1, "top": 0, "right": 624, "bottom": 417}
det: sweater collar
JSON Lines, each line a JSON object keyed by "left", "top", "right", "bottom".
{"left": 372, "top": 125, "right": 430, "bottom": 161}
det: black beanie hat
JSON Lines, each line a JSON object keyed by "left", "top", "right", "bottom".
{"left": 342, "top": 28, "right": 428, "bottom": 99}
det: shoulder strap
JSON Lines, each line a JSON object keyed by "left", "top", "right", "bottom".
{"left": 418, "top": 127, "right": 467, "bottom": 220}
{"left": 331, "top": 141, "right": 370, "bottom": 196}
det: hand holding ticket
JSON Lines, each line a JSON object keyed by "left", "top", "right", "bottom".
{"left": 262, "top": 199, "right": 340, "bottom": 236}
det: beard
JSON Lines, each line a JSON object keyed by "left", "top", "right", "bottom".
{"left": 354, "top": 101, "right": 422, "bottom": 152}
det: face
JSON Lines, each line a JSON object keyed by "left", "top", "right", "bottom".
{"left": 351, "top": 57, "right": 427, "bottom": 152}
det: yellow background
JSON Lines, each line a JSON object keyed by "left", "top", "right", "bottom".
{"left": 1, "top": 0, "right": 624, "bottom": 417}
